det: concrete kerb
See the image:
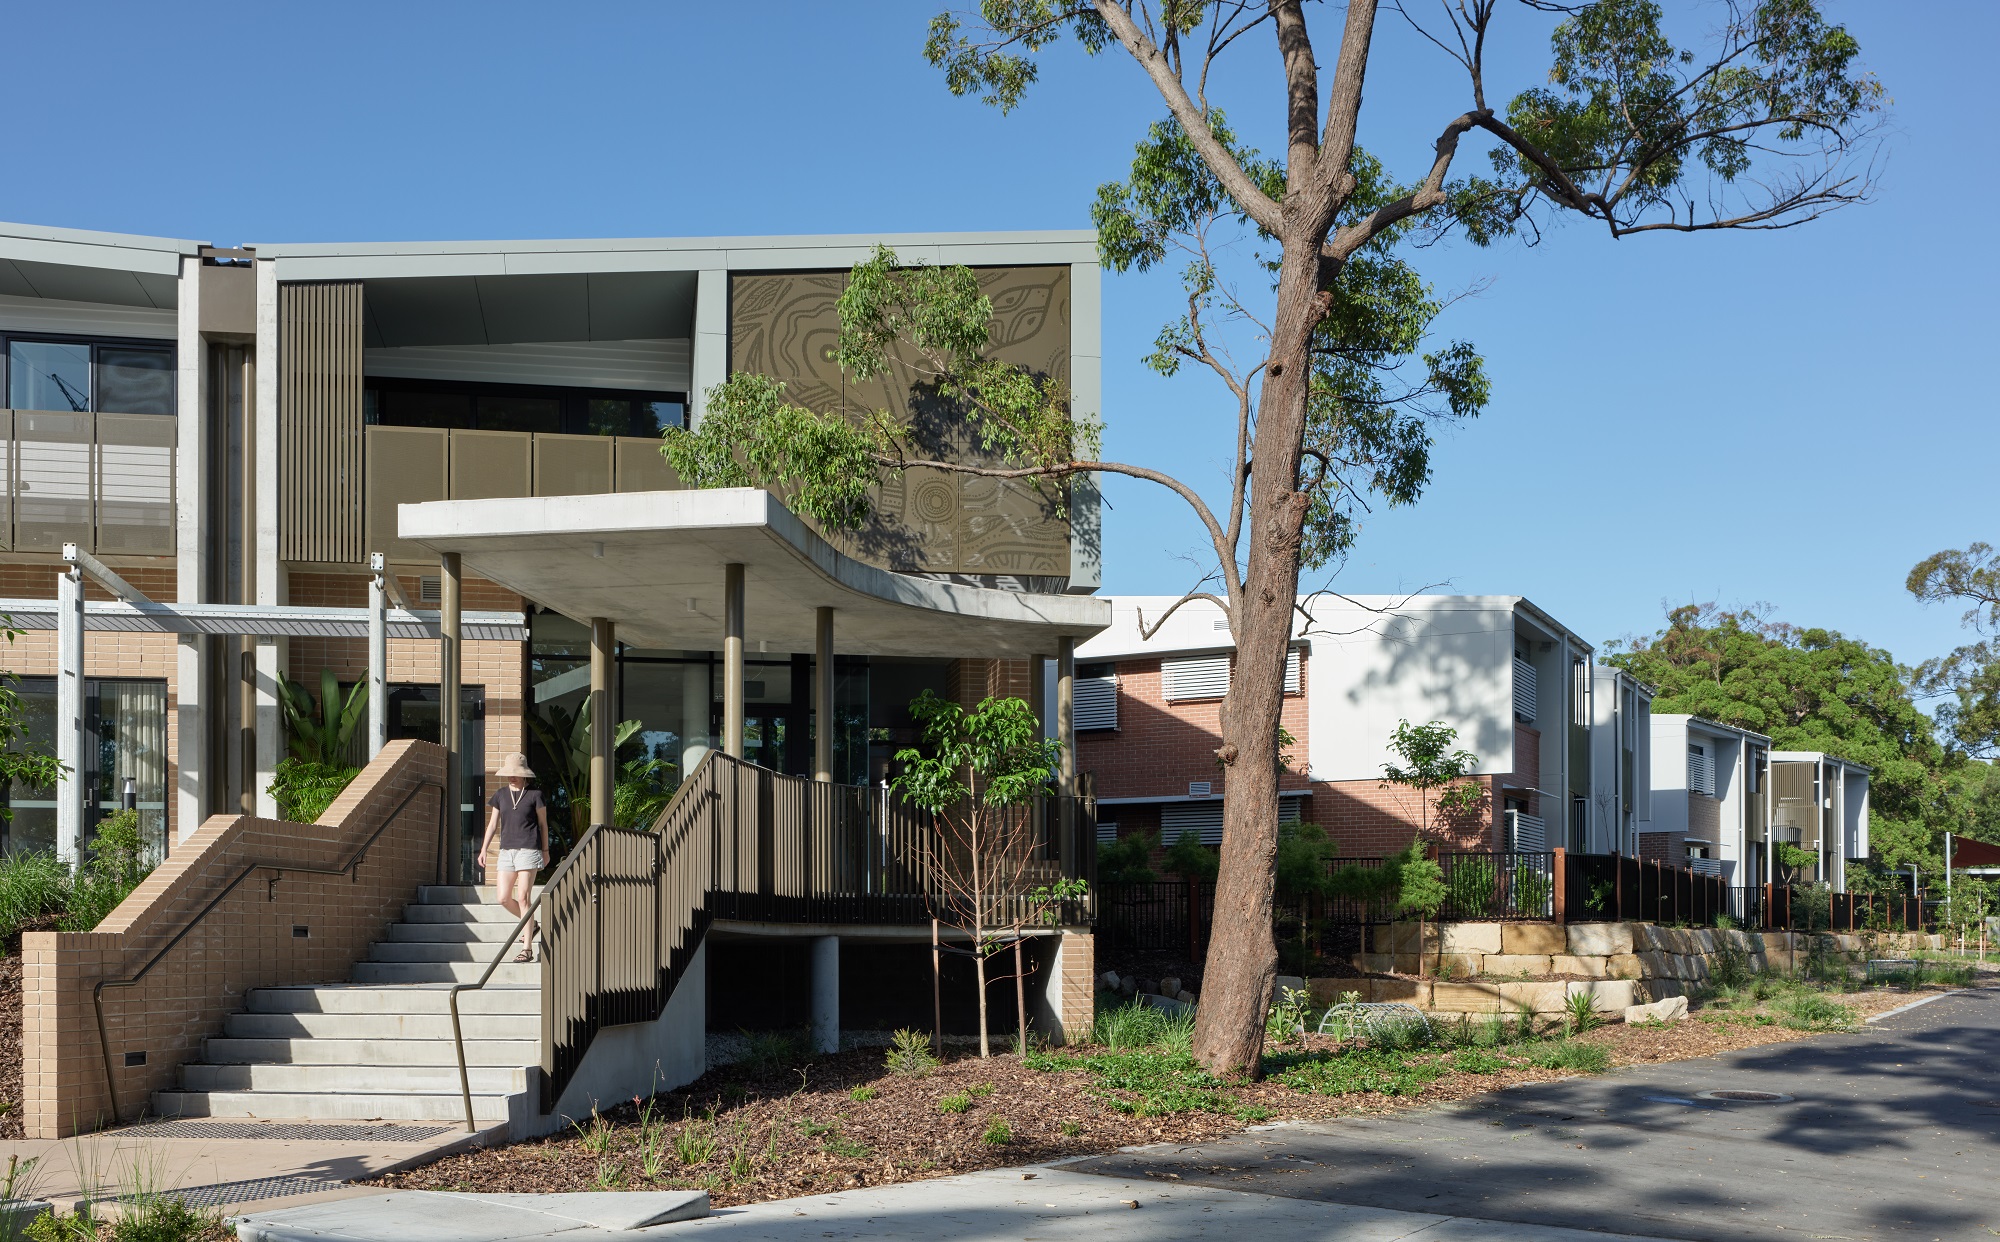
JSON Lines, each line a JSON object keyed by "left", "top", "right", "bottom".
{"left": 235, "top": 1190, "right": 710, "bottom": 1241}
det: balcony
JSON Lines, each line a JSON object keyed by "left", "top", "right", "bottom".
{"left": 0, "top": 409, "right": 174, "bottom": 556}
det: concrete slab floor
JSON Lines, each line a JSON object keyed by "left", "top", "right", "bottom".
{"left": 0, "top": 1119, "right": 500, "bottom": 1217}
{"left": 235, "top": 1169, "right": 1677, "bottom": 1242}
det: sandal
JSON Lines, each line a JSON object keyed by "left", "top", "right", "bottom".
{"left": 514, "top": 947, "right": 535, "bottom": 964}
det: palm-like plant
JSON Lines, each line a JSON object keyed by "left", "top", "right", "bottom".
{"left": 276, "top": 670, "right": 369, "bottom": 765}
{"left": 524, "top": 698, "right": 644, "bottom": 833}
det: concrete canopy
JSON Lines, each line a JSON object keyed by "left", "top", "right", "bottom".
{"left": 398, "top": 488, "right": 1109, "bottom": 658}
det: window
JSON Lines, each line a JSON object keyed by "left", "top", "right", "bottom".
{"left": 1284, "top": 648, "right": 1303, "bottom": 694}
{"left": 1161, "top": 653, "right": 1230, "bottom": 701}
{"left": 1687, "top": 744, "right": 1715, "bottom": 797}
{"left": 366, "top": 376, "right": 686, "bottom": 437}
{"left": 1163, "top": 801, "right": 1225, "bottom": 845}
{"left": 4, "top": 335, "right": 175, "bottom": 416}
{"left": 1095, "top": 819, "right": 1120, "bottom": 844}
{"left": 2, "top": 676, "right": 168, "bottom": 859}
{"left": 1073, "top": 663, "right": 1118, "bottom": 731}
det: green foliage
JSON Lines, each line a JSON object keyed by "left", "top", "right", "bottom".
{"left": 1771, "top": 991, "right": 1856, "bottom": 1030}
{"left": 1095, "top": 829, "right": 1158, "bottom": 886}
{"left": 662, "top": 245, "right": 1097, "bottom": 533}
{"left": 1515, "top": 866, "right": 1553, "bottom": 918}
{"left": 1450, "top": 1048, "right": 1511, "bottom": 1074}
{"left": 893, "top": 691, "right": 1060, "bottom": 816}
{"left": 937, "top": 1092, "right": 972, "bottom": 1115}
{"left": 1273, "top": 822, "right": 1337, "bottom": 904}
{"left": 0, "top": 851, "right": 71, "bottom": 944}
{"left": 883, "top": 1028, "right": 939, "bottom": 1077}
{"left": 612, "top": 755, "right": 678, "bottom": 830}
{"left": 1562, "top": 991, "right": 1603, "bottom": 1036}
{"left": 1162, "top": 830, "right": 1217, "bottom": 883}
{"left": 276, "top": 669, "right": 368, "bottom": 765}
{"left": 61, "top": 809, "right": 154, "bottom": 933}
{"left": 1521, "top": 1041, "right": 1611, "bottom": 1074}
{"left": 848, "top": 1085, "right": 877, "bottom": 1102}
{"left": 524, "top": 701, "right": 647, "bottom": 846}
{"left": 1447, "top": 858, "right": 1499, "bottom": 917}
{"left": 0, "top": 666, "right": 62, "bottom": 822}
{"left": 1909, "top": 542, "right": 2000, "bottom": 763}
{"left": 1395, "top": 844, "right": 1447, "bottom": 924}
{"left": 1381, "top": 721, "right": 1483, "bottom": 835}
{"left": 269, "top": 757, "right": 359, "bottom": 824}
{"left": 1093, "top": 998, "right": 1194, "bottom": 1054}
{"left": 1774, "top": 841, "right": 1819, "bottom": 876}
{"left": 980, "top": 1116, "right": 1013, "bottom": 1145}
{"left": 1276, "top": 1047, "right": 1445, "bottom": 1098}
{"left": 1605, "top": 604, "right": 1965, "bottom": 872}
{"left": 1265, "top": 986, "right": 1314, "bottom": 1045}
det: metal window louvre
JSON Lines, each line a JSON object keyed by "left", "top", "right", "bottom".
{"left": 1688, "top": 746, "right": 1715, "bottom": 797}
{"left": 1506, "top": 809, "right": 1546, "bottom": 851}
{"left": 1095, "top": 819, "right": 1120, "bottom": 844}
{"left": 1162, "top": 653, "right": 1231, "bottom": 701}
{"left": 1284, "top": 648, "right": 1302, "bottom": 694}
{"left": 1163, "top": 800, "right": 1226, "bottom": 846}
{"left": 1513, "top": 658, "right": 1537, "bottom": 724}
{"left": 1074, "top": 674, "right": 1118, "bottom": 730}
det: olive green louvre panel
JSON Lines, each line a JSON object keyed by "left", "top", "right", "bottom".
{"left": 280, "top": 281, "right": 366, "bottom": 564}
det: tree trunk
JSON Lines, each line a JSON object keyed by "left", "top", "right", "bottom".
{"left": 974, "top": 940, "right": 990, "bottom": 1057}
{"left": 1190, "top": 230, "right": 1329, "bottom": 1077}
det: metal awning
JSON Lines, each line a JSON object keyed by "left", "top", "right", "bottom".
{"left": 396, "top": 488, "right": 1108, "bottom": 658}
{"left": 0, "top": 598, "right": 525, "bottom": 641}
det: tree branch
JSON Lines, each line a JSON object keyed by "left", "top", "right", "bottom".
{"left": 1092, "top": 0, "right": 1284, "bottom": 232}
{"left": 1271, "top": 1, "right": 1322, "bottom": 195}
{"left": 1136, "top": 589, "right": 1233, "bottom": 641}
{"left": 1313, "top": 0, "right": 1382, "bottom": 197}
{"left": 1326, "top": 110, "right": 1484, "bottom": 260}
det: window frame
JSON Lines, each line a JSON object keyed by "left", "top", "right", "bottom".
{"left": 1, "top": 330, "right": 178, "bottom": 417}
{"left": 363, "top": 374, "right": 688, "bottom": 438}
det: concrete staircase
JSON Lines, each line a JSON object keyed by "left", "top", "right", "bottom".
{"left": 153, "top": 885, "right": 543, "bottom": 1126}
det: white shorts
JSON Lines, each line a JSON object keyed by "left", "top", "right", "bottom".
{"left": 497, "top": 848, "right": 545, "bottom": 874}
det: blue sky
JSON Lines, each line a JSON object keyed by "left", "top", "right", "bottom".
{"left": 7, "top": 2, "right": 1990, "bottom": 668}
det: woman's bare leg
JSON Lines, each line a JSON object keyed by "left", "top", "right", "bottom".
{"left": 510, "top": 868, "right": 538, "bottom": 955}
{"left": 494, "top": 865, "right": 521, "bottom": 920}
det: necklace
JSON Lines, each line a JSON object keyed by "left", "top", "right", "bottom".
{"left": 508, "top": 786, "right": 527, "bottom": 810}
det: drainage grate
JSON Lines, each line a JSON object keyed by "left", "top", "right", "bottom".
{"left": 1697, "top": 1090, "right": 1794, "bottom": 1104}
{"left": 115, "top": 1121, "right": 453, "bottom": 1143}
{"left": 118, "top": 1174, "right": 348, "bottom": 1210}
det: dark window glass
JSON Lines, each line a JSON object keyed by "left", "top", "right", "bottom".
{"left": 380, "top": 390, "right": 471, "bottom": 429}
{"left": 1078, "top": 663, "right": 1116, "bottom": 679}
{"left": 584, "top": 398, "right": 635, "bottom": 437}
{"left": 477, "top": 395, "right": 562, "bottom": 434}
{"left": 95, "top": 346, "right": 176, "bottom": 415}
{"left": 637, "top": 400, "right": 685, "bottom": 435}
{"left": 8, "top": 341, "right": 92, "bottom": 412}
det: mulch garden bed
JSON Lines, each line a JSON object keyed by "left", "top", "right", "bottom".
{"left": 370, "top": 979, "right": 1980, "bottom": 1209}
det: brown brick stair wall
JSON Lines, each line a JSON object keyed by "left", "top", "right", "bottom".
{"left": 22, "top": 740, "right": 448, "bottom": 1138}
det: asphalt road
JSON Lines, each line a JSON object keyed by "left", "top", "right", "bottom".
{"left": 1068, "top": 989, "right": 2000, "bottom": 1241}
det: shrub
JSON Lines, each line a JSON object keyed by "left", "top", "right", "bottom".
{"left": 1562, "top": 991, "right": 1603, "bottom": 1036}
{"left": 1710, "top": 944, "right": 1751, "bottom": 991}
{"left": 1277, "top": 1047, "right": 1444, "bottom": 1098}
{"left": 980, "top": 1116, "right": 1013, "bottom": 1145}
{"left": 848, "top": 1085, "right": 877, "bottom": 1102}
{"left": 1513, "top": 867, "right": 1553, "bottom": 917}
{"left": 1094, "top": 998, "right": 1192, "bottom": 1052}
{"left": 0, "top": 851, "right": 71, "bottom": 943}
{"left": 1450, "top": 1048, "right": 1510, "bottom": 1074}
{"left": 1446, "top": 859, "right": 1498, "bottom": 917}
{"left": 883, "top": 1029, "right": 939, "bottom": 1077}
{"left": 268, "top": 757, "right": 359, "bottom": 824}
{"left": 1772, "top": 992, "right": 1855, "bottom": 1031}
{"left": 938, "top": 1092, "right": 973, "bottom": 1114}
{"left": 1265, "top": 986, "right": 1314, "bottom": 1044}
{"left": 1522, "top": 1040, "right": 1610, "bottom": 1073}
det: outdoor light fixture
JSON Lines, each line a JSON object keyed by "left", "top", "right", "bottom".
{"left": 122, "top": 776, "right": 136, "bottom": 812}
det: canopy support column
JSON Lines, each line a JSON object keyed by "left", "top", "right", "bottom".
{"left": 590, "top": 618, "right": 614, "bottom": 828}
{"left": 55, "top": 560, "right": 84, "bottom": 870}
{"left": 1057, "top": 636, "right": 1076, "bottom": 856}
{"left": 368, "top": 553, "right": 388, "bottom": 760}
{"left": 723, "top": 564, "right": 744, "bottom": 759}
{"left": 441, "top": 551, "right": 462, "bottom": 880}
{"left": 814, "top": 607, "right": 834, "bottom": 783}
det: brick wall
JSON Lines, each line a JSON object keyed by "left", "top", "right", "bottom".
{"left": 286, "top": 570, "right": 525, "bottom": 791}
{"left": 20, "top": 740, "right": 448, "bottom": 1137}
{"left": 1052, "top": 930, "right": 1094, "bottom": 1045}
{"left": 1075, "top": 655, "right": 1312, "bottom": 804}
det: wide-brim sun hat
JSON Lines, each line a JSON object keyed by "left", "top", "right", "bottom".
{"left": 496, "top": 752, "right": 535, "bottom": 779}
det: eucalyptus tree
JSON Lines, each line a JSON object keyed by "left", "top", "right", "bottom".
{"left": 667, "top": 0, "right": 1886, "bottom": 1074}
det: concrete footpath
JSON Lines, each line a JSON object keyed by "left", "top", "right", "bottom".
{"left": 236, "top": 1165, "right": 1682, "bottom": 1241}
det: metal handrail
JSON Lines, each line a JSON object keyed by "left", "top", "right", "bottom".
{"left": 91, "top": 776, "right": 445, "bottom": 1124}
{"left": 444, "top": 813, "right": 607, "bottom": 1133}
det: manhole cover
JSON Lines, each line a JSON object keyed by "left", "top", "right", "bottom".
{"left": 1697, "top": 1090, "right": 1794, "bottom": 1104}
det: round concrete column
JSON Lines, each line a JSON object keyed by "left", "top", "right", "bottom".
{"left": 810, "top": 935, "right": 840, "bottom": 1054}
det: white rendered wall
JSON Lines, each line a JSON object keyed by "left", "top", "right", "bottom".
{"left": 1648, "top": 715, "right": 1694, "bottom": 838}
{"left": 535, "top": 940, "right": 708, "bottom": 1135}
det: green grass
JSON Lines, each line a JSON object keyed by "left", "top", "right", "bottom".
{"left": 937, "top": 1092, "right": 973, "bottom": 1114}
{"left": 1520, "top": 1040, "right": 1611, "bottom": 1073}
{"left": 1770, "top": 991, "right": 1856, "bottom": 1031}
{"left": 980, "top": 1116, "right": 1013, "bottom": 1146}
{"left": 847, "top": 1085, "right": 877, "bottom": 1102}
{"left": 1449, "top": 1048, "right": 1512, "bottom": 1074}
{"left": 1093, "top": 998, "right": 1194, "bottom": 1052}
{"left": 1273, "top": 1047, "right": 1445, "bottom": 1098}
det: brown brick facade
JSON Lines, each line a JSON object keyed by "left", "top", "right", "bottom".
{"left": 21, "top": 740, "right": 447, "bottom": 1137}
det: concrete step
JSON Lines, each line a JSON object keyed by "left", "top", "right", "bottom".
{"left": 401, "top": 903, "right": 522, "bottom": 925}
{"left": 369, "top": 941, "right": 527, "bottom": 965}
{"left": 384, "top": 921, "right": 521, "bottom": 943}
{"left": 418, "top": 885, "right": 543, "bottom": 906}
{"left": 224, "top": 1011, "right": 539, "bottom": 1041}
{"left": 152, "top": 1089, "right": 514, "bottom": 1124}
{"left": 180, "top": 1062, "right": 529, "bottom": 1095}
{"left": 204, "top": 1037, "right": 538, "bottom": 1067}
{"left": 246, "top": 985, "right": 540, "bottom": 1016}
{"left": 349, "top": 962, "right": 540, "bottom": 986}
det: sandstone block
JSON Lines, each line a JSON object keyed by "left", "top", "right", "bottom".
{"left": 1097, "top": 971, "right": 1121, "bottom": 991}
{"left": 1379, "top": 922, "right": 1438, "bottom": 955}
{"left": 1439, "top": 923, "right": 1502, "bottom": 954}
{"left": 1606, "top": 953, "right": 1645, "bottom": 979}
{"left": 1572, "top": 979, "right": 1637, "bottom": 1010}
{"left": 1690, "top": 930, "right": 1715, "bottom": 954}
{"left": 1500, "top": 922, "right": 1567, "bottom": 956}
{"left": 1160, "top": 976, "right": 1182, "bottom": 998}
{"left": 1176, "top": 990, "right": 1196, "bottom": 1004}
{"left": 1635, "top": 951, "right": 1675, "bottom": 977}
{"left": 1431, "top": 981, "right": 1505, "bottom": 1013}
{"left": 1567, "top": 923, "right": 1635, "bottom": 956}
{"left": 1498, "top": 981, "right": 1569, "bottom": 1013}
{"left": 1551, "top": 954, "right": 1611, "bottom": 979}
{"left": 1274, "top": 975, "right": 1308, "bottom": 1001}
{"left": 1484, "top": 954, "right": 1553, "bottom": 976}
{"left": 1435, "top": 953, "right": 1485, "bottom": 980}
{"left": 1369, "top": 977, "right": 1428, "bottom": 1005}
{"left": 1624, "top": 995, "right": 1690, "bottom": 1023}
